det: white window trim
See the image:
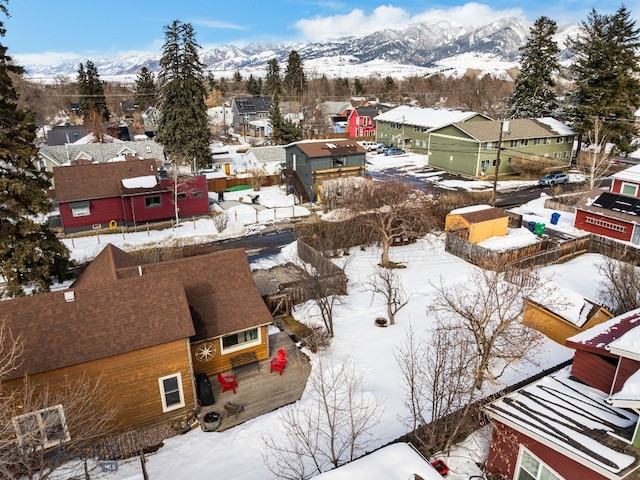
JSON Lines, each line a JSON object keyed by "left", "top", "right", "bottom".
{"left": 71, "top": 205, "right": 90, "bottom": 217}
{"left": 221, "top": 327, "right": 262, "bottom": 355}
{"left": 13, "top": 404, "right": 71, "bottom": 450}
{"left": 621, "top": 182, "right": 638, "bottom": 197}
{"left": 515, "top": 446, "right": 564, "bottom": 480}
{"left": 158, "top": 373, "right": 185, "bottom": 413}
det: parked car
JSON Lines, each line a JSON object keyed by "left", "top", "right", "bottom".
{"left": 358, "top": 141, "right": 381, "bottom": 151}
{"left": 538, "top": 171, "right": 569, "bottom": 186}
{"left": 385, "top": 147, "right": 405, "bottom": 156}
{"left": 195, "top": 373, "right": 215, "bottom": 407}
{"left": 376, "top": 144, "right": 391, "bottom": 154}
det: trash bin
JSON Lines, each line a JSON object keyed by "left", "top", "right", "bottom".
{"left": 527, "top": 221, "right": 536, "bottom": 233}
{"left": 534, "top": 222, "right": 545, "bottom": 236}
{"left": 550, "top": 212, "right": 561, "bottom": 225}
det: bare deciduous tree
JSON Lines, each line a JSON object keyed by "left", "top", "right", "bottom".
{"left": 429, "top": 264, "right": 547, "bottom": 391}
{"left": 367, "top": 265, "right": 410, "bottom": 325}
{"left": 262, "top": 357, "right": 384, "bottom": 479}
{"left": 577, "top": 117, "right": 613, "bottom": 190}
{"left": 333, "top": 179, "right": 437, "bottom": 268}
{"left": 598, "top": 256, "right": 640, "bottom": 315}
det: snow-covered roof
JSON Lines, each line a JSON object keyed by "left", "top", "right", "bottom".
{"left": 567, "top": 308, "right": 640, "bottom": 347}
{"left": 611, "top": 164, "right": 640, "bottom": 184}
{"left": 374, "top": 105, "right": 480, "bottom": 129}
{"left": 608, "top": 368, "right": 640, "bottom": 406}
{"left": 449, "top": 204, "right": 492, "bottom": 215}
{"left": 528, "top": 282, "right": 600, "bottom": 327}
{"left": 536, "top": 117, "right": 575, "bottom": 135}
{"left": 121, "top": 175, "right": 157, "bottom": 189}
{"left": 312, "top": 443, "right": 443, "bottom": 479}
{"left": 485, "top": 367, "right": 638, "bottom": 476}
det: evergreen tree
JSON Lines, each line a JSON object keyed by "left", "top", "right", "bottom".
{"left": 268, "top": 92, "right": 285, "bottom": 144}
{"left": 0, "top": 2, "right": 70, "bottom": 297}
{"left": 353, "top": 78, "right": 365, "bottom": 96}
{"left": 383, "top": 76, "right": 396, "bottom": 93}
{"left": 155, "top": 20, "right": 211, "bottom": 169}
{"left": 245, "top": 74, "right": 262, "bottom": 96}
{"left": 134, "top": 66, "right": 157, "bottom": 111}
{"left": 76, "top": 60, "right": 109, "bottom": 121}
{"left": 283, "top": 50, "right": 307, "bottom": 100}
{"left": 264, "top": 58, "right": 281, "bottom": 96}
{"left": 506, "top": 16, "right": 560, "bottom": 119}
{"left": 565, "top": 6, "right": 640, "bottom": 154}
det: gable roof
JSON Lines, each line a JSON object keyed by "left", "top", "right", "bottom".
{"left": 46, "top": 125, "right": 91, "bottom": 146}
{"left": 374, "top": 105, "right": 486, "bottom": 129}
{"left": 457, "top": 207, "right": 509, "bottom": 224}
{"left": 233, "top": 96, "right": 271, "bottom": 114}
{"left": 451, "top": 117, "right": 574, "bottom": 142}
{"left": 574, "top": 187, "right": 640, "bottom": 225}
{"left": 485, "top": 366, "right": 639, "bottom": 477}
{"left": 1, "top": 274, "right": 195, "bottom": 380}
{"left": 39, "top": 139, "right": 165, "bottom": 167}
{"left": 527, "top": 282, "right": 607, "bottom": 328}
{"left": 566, "top": 308, "right": 640, "bottom": 354}
{"left": 612, "top": 164, "right": 640, "bottom": 183}
{"left": 53, "top": 157, "right": 158, "bottom": 202}
{"left": 286, "top": 138, "right": 366, "bottom": 157}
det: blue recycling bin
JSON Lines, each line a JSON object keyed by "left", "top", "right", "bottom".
{"left": 550, "top": 212, "right": 561, "bottom": 225}
{"left": 527, "top": 221, "right": 536, "bottom": 233}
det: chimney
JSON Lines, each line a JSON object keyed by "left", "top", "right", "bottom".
{"left": 64, "top": 291, "right": 75, "bottom": 302}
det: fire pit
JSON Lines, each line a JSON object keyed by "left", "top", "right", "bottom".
{"left": 200, "top": 411, "right": 221, "bottom": 432}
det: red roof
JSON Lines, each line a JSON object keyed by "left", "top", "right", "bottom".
{"left": 565, "top": 309, "right": 640, "bottom": 354}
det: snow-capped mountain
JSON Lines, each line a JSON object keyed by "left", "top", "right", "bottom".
{"left": 21, "top": 17, "right": 578, "bottom": 81}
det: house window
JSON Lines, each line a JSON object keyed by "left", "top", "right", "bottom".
{"left": 510, "top": 140, "right": 518, "bottom": 147}
{"left": 484, "top": 142, "right": 494, "bottom": 150}
{"left": 534, "top": 138, "right": 541, "bottom": 145}
{"left": 13, "top": 404, "right": 70, "bottom": 450}
{"left": 556, "top": 136, "right": 564, "bottom": 143}
{"left": 520, "top": 139, "right": 529, "bottom": 147}
{"left": 158, "top": 373, "right": 185, "bottom": 413}
{"left": 145, "top": 196, "right": 162, "bottom": 208}
{"left": 545, "top": 137, "right": 552, "bottom": 144}
{"left": 481, "top": 160, "right": 490, "bottom": 172}
{"left": 515, "top": 448, "right": 562, "bottom": 480}
{"left": 177, "top": 193, "right": 187, "bottom": 200}
{"left": 622, "top": 183, "right": 638, "bottom": 196}
{"left": 222, "top": 328, "right": 260, "bottom": 352}
{"left": 192, "top": 191, "right": 203, "bottom": 198}
{"left": 70, "top": 201, "right": 90, "bottom": 217}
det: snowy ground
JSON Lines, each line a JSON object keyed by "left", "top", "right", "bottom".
{"left": 51, "top": 156, "right": 601, "bottom": 479}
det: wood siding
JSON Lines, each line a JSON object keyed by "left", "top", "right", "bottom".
{"left": 612, "top": 357, "right": 640, "bottom": 394}
{"left": 4, "top": 339, "right": 196, "bottom": 433}
{"left": 190, "top": 325, "right": 270, "bottom": 376}
{"left": 444, "top": 215, "right": 508, "bottom": 243}
{"left": 574, "top": 209, "right": 633, "bottom": 242}
{"left": 488, "top": 422, "right": 608, "bottom": 480}
{"left": 571, "top": 349, "right": 618, "bottom": 393}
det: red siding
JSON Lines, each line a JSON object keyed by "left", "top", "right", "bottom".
{"left": 574, "top": 209, "right": 633, "bottom": 242}
{"left": 347, "top": 111, "right": 376, "bottom": 138}
{"left": 60, "top": 197, "right": 126, "bottom": 231}
{"left": 612, "top": 357, "right": 640, "bottom": 393}
{"left": 611, "top": 178, "right": 640, "bottom": 197}
{"left": 570, "top": 350, "right": 617, "bottom": 393}
{"left": 488, "top": 422, "right": 608, "bottom": 480}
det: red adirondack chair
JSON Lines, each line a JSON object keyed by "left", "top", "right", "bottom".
{"left": 270, "top": 349, "right": 288, "bottom": 375}
{"left": 217, "top": 372, "right": 238, "bottom": 394}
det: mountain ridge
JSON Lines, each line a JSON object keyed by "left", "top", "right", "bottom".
{"left": 21, "top": 17, "right": 578, "bottom": 81}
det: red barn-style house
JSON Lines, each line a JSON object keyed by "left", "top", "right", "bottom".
{"left": 574, "top": 164, "right": 640, "bottom": 244}
{"left": 54, "top": 157, "right": 209, "bottom": 233}
{"left": 347, "top": 106, "right": 380, "bottom": 139}
{"left": 484, "top": 309, "right": 640, "bottom": 480}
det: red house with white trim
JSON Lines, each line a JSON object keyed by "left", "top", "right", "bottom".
{"left": 54, "top": 157, "right": 209, "bottom": 233}
{"left": 574, "top": 164, "right": 640, "bottom": 244}
{"left": 347, "top": 106, "right": 380, "bottom": 138}
{"left": 484, "top": 309, "right": 640, "bottom": 480}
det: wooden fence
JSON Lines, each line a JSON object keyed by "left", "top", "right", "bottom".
{"left": 206, "top": 174, "right": 281, "bottom": 193}
{"left": 446, "top": 230, "right": 640, "bottom": 271}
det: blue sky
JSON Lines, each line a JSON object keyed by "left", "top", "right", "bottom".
{"left": 4, "top": 0, "right": 637, "bottom": 66}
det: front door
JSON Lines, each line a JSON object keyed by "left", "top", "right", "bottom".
{"left": 632, "top": 224, "right": 640, "bottom": 245}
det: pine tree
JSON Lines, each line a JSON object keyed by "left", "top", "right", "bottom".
{"left": 268, "top": 92, "right": 285, "bottom": 144}
{"left": 353, "top": 78, "right": 365, "bottom": 96}
{"left": 506, "top": 16, "right": 560, "bottom": 119}
{"left": 0, "top": 2, "right": 69, "bottom": 297}
{"left": 155, "top": 20, "right": 211, "bottom": 169}
{"left": 76, "top": 60, "right": 109, "bottom": 121}
{"left": 283, "top": 50, "right": 307, "bottom": 101}
{"left": 245, "top": 74, "right": 262, "bottom": 96}
{"left": 264, "top": 58, "right": 281, "bottom": 96}
{"left": 134, "top": 66, "right": 157, "bottom": 111}
{"left": 565, "top": 6, "right": 640, "bottom": 154}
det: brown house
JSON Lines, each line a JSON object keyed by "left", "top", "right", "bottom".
{"left": 484, "top": 308, "right": 640, "bottom": 480}
{"left": 523, "top": 283, "right": 614, "bottom": 344}
{"left": 1, "top": 243, "right": 274, "bottom": 439}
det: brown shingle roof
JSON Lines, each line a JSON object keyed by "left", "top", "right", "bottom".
{"left": 291, "top": 139, "right": 366, "bottom": 157}
{"left": 115, "top": 248, "right": 274, "bottom": 340}
{"left": 72, "top": 243, "right": 141, "bottom": 288}
{"left": 2, "top": 275, "right": 194, "bottom": 380}
{"left": 53, "top": 157, "right": 158, "bottom": 202}
{"left": 459, "top": 207, "right": 509, "bottom": 223}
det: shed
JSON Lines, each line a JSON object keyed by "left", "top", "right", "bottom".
{"left": 445, "top": 205, "right": 510, "bottom": 243}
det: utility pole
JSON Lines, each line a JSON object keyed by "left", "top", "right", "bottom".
{"left": 491, "top": 120, "right": 509, "bottom": 207}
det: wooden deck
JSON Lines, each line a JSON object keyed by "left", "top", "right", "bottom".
{"left": 197, "top": 331, "right": 311, "bottom": 431}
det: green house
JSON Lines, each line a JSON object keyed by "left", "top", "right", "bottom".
{"left": 374, "top": 105, "right": 492, "bottom": 152}
{"left": 428, "top": 118, "right": 575, "bottom": 177}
